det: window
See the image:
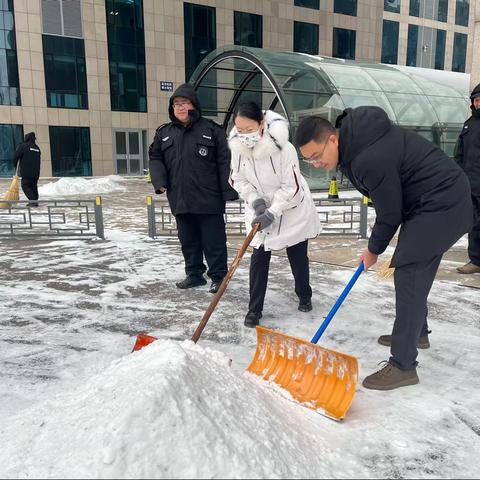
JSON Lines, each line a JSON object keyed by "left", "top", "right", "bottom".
{"left": 41, "top": 0, "right": 83, "bottom": 37}
{"left": 294, "top": 0, "right": 320, "bottom": 8}
{"left": 0, "top": 0, "right": 20, "bottom": 105}
{"left": 0, "top": 124, "right": 23, "bottom": 177}
{"left": 294, "top": 21, "right": 319, "bottom": 55}
{"left": 407, "top": 25, "right": 446, "bottom": 69}
{"left": 49, "top": 126, "right": 92, "bottom": 177}
{"left": 184, "top": 3, "right": 216, "bottom": 82}
{"left": 434, "top": 29, "right": 446, "bottom": 70}
{"left": 384, "top": 0, "right": 401, "bottom": 14}
{"left": 333, "top": 28, "right": 356, "bottom": 60}
{"left": 42, "top": 35, "right": 88, "bottom": 109}
{"left": 381, "top": 21, "right": 399, "bottom": 65}
{"left": 106, "top": 0, "right": 147, "bottom": 112}
{"left": 334, "top": 0, "right": 357, "bottom": 16}
{"left": 452, "top": 32, "right": 467, "bottom": 72}
{"left": 409, "top": 0, "right": 448, "bottom": 22}
{"left": 234, "top": 11, "right": 262, "bottom": 47}
{"left": 455, "top": 0, "right": 469, "bottom": 26}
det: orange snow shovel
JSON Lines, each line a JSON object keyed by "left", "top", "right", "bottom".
{"left": 132, "top": 224, "right": 260, "bottom": 351}
{"left": 247, "top": 263, "right": 363, "bottom": 421}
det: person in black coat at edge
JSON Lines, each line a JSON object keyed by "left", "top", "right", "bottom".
{"left": 296, "top": 106, "right": 473, "bottom": 391}
{"left": 13, "top": 132, "right": 41, "bottom": 207}
{"left": 454, "top": 82, "right": 480, "bottom": 274}
{"left": 149, "top": 83, "right": 239, "bottom": 294}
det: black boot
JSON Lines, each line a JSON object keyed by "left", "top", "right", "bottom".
{"left": 244, "top": 311, "right": 262, "bottom": 328}
{"left": 175, "top": 275, "right": 207, "bottom": 289}
{"left": 209, "top": 279, "right": 224, "bottom": 294}
{"left": 298, "top": 299, "right": 312, "bottom": 312}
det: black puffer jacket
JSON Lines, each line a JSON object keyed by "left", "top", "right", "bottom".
{"left": 13, "top": 132, "right": 41, "bottom": 178}
{"left": 337, "top": 106, "right": 473, "bottom": 266}
{"left": 454, "top": 82, "right": 480, "bottom": 196}
{"left": 148, "top": 83, "right": 238, "bottom": 215}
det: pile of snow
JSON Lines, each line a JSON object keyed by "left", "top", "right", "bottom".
{"left": 2, "top": 340, "right": 361, "bottom": 478}
{"left": 39, "top": 176, "right": 127, "bottom": 196}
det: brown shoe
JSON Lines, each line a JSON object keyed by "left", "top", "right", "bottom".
{"left": 378, "top": 334, "right": 430, "bottom": 349}
{"left": 362, "top": 362, "right": 419, "bottom": 390}
{"left": 456, "top": 262, "right": 480, "bottom": 274}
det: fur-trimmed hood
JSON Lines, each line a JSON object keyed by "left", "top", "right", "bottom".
{"left": 228, "top": 110, "right": 290, "bottom": 159}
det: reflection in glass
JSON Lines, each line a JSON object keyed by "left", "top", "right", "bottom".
{"left": 294, "top": 21, "right": 319, "bottom": 55}
{"left": 234, "top": 11, "right": 262, "bottom": 47}
{"left": 333, "top": 28, "right": 356, "bottom": 60}
{"left": 452, "top": 32, "right": 467, "bottom": 72}
{"left": 106, "top": 0, "right": 147, "bottom": 112}
{"left": 334, "top": 0, "right": 357, "bottom": 16}
{"left": 0, "top": 0, "right": 20, "bottom": 105}
{"left": 50, "top": 127, "right": 92, "bottom": 177}
{"left": 0, "top": 123, "right": 23, "bottom": 177}
{"left": 384, "top": 0, "right": 401, "bottom": 13}
{"left": 455, "top": 0, "right": 469, "bottom": 26}
{"left": 409, "top": 0, "right": 448, "bottom": 21}
{"left": 381, "top": 20, "right": 399, "bottom": 64}
{"left": 294, "top": 0, "right": 320, "bottom": 8}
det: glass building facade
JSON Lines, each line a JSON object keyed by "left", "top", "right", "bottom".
{"left": 43, "top": 35, "right": 88, "bottom": 109}
{"left": 106, "top": 0, "right": 147, "bottom": 112}
{"left": 409, "top": 0, "right": 448, "bottom": 22}
{"left": 0, "top": 0, "right": 20, "bottom": 106}
{"left": 452, "top": 32, "right": 467, "bottom": 72}
{"left": 49, "top": 126, "right": 92, "bottom": 177}
{"left": 407, "top": 25, "right": 446, "bottom": 70}
{"left": 384, "top": 0, "right": 401, "bottom": 14}
{"left": 334, "top": 0, "right": 357, "bottom": 16}
{"left": 190, "top": 46, "right": 470, "bottom": 189}
{"left": 234, "top": 11, "right": 262, "bottom": 48}
{"left": 0, "top": 123, "right": 23, "bottom": 176}
{"left": 294, "top": 0, "right": 320, "bottom": 8}
{"left": 294, "top": 21, "right": 319, "bottom": 55}
{"left": 455, "top": 0, "right": 469, "bottom": 26}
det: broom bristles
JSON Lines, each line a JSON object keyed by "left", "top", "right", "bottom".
{"left": 376, "top": 259, "right": 395, "bottom": 280}
{"left": 0, "top": 175, "right": 20, "bottom": 208}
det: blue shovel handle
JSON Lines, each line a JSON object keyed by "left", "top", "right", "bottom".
{"left": 310, "top": 262, "right": 364, "bottom": 344}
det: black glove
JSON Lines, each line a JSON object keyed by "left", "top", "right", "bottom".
{"left": 252, "top": 210, "right": 274, "bottom": 231}
{"left": 251, "top": 198, "right": 267, "bottom": 216}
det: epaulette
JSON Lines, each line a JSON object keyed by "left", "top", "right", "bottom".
{"left": 204, "top": 118, "right": 224, "bottom": 130}
{"left": 155, "top": 123, "right": 169, "bottom": 133}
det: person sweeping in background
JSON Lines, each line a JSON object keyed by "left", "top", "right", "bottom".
{"left": 228, "top": 102, "right": 321, "bottom": 328}
{"left": 296, "top": 106, "right": 473, "bottom": 391}
{"left": 13, "top": 132, "right": 41, "bottom": 207}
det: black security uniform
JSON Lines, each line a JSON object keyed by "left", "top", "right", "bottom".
{"left": 149, "top": 84, "right": 238, "bottom": 283}
{"left": 454, "top": 82, "right": 480, "bottom": 265}
{"left": 13, "top": 132, "right": 41, "bottom": 205}
{"left": 336, "top": 106, "right": 473, "bottom": 370}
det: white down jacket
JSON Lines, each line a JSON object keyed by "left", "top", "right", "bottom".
{"left": 229, "top": 110, "right": 321, "bottom": 251}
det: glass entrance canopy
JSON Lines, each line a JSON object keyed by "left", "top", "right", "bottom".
{"left": 190, "top": 45, "right": 470, "bottom": 190}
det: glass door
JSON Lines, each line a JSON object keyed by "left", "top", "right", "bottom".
{"left": 113, "top": 129, "right": 144, "bottom": 175}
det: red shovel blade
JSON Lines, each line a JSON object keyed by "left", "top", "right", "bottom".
{"left": 132, "top": 333, "right": 158, "bottom": 352}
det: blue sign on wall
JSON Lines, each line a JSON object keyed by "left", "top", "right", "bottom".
{"left": 160, "top": 81, "right": 174, "bottom": 92}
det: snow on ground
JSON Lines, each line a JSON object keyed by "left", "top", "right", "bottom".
{"left": 0, "top": 178, "right": 479, "bottom": 478}
{"left": 38, "top": 176, "right": 127, "bottom": 196}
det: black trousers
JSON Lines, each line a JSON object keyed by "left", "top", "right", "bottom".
{"left": 175, "top": 213, "right": 228, "bottom": 282}
{"left": 468, "top": 195, "right": 480, "bottom": 265}
{"left": 249, "top": 240, "right": 312, "bottom": 313}
{"left": 21, "top": 177, "right": 39, "bottom": 202}
{"left": 389, "top": 254, "right": 443, "bottom": 370}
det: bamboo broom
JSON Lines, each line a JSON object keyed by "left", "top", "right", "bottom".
{"left": 376, "top": 259, "right": 395, "bottom": 280}
{"left": 0, "top": 165, "right": 20, "bottom": 209}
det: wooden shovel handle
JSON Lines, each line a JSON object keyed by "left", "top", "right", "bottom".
{"left": 191, "top": 223, "right": 260, "bottom": 343}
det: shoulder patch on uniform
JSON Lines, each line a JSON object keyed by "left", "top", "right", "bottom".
{"left": 202, "top": 134, "right": 212, "bottom": 140}
{"left": 155, "top": 123, "right": 168, "bottom": 133}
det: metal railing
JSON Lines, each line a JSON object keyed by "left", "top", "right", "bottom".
{"left": 0, "top": 197, "right": 105, "bottom": 239}
{"left": 146, "top": 196, "right": 368, "bottom": 239}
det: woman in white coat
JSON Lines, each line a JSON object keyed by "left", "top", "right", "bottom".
{"left": 229, "top": 102, "right": 321, "bottom": 328}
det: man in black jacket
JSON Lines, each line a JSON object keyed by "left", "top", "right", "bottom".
{"left": 296, "top": 106, "right": 473, "bottom": 391}
{"left": 454, "top": 82, "right": 480, "bottom": 274}
{"left": 149, "top": 83, "right": 238, "bottom": 294}
{"left": 13, "top": 132, "right": 41, "bottom": 207}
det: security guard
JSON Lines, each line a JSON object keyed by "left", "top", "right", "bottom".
{"left": 13, "top": 132, "right": 41, "bottom": 207}
{"left": 149, "top": 83, "right": 238, "bottom": 294}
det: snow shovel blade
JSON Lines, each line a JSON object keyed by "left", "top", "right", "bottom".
{"left": 132, "top": 333, "right": 157, "bottom": 352}
{"left": 247, "top": 326, "right": 358, "bottom": 420}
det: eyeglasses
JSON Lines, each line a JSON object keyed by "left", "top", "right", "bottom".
{"left": 173, "top": 101, "right": 192, "bottom": 109}
{"left": 302, "top": 140, "right": 328, "bottom": 164}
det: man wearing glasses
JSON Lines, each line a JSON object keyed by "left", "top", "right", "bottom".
{"left": 149, "top": 83, "right": 238, "bottom": 294}
{"left": 296, "top": 106, "right": 473, "bottom": 391}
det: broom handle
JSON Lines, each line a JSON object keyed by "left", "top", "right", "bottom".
{"left": 310, "top": 262, "right": 364, "bottom": 344}
{"left": 191, "top": 223, "right": 260, "bottom": 343}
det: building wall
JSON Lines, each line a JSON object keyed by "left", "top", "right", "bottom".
{"left": 0, "top": 0, "right": 476, "bottom": 178}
